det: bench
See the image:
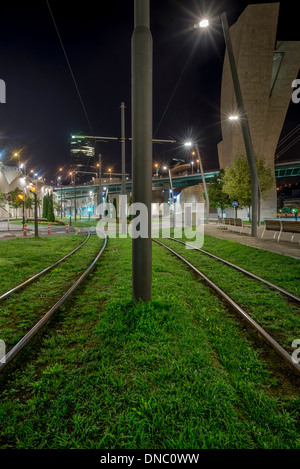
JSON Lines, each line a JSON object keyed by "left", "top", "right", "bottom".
{"left": 218, "top": 217, "right": 251, "bottom": 234}
{"left": 262, "top": 220, "right": 300, "bottom": 244}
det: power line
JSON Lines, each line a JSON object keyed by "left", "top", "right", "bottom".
{"left": 46, "top": 0, "right": 97, "bottom": 182}
{"left": 277, "top": 124, "right": 300, "bottom": 148}
{"left": 46, "top": 1, "right": 94, "bottom": 138}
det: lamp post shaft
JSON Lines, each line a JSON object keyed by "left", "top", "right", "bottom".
{"left": 195, "top": 144, "right": 209, "bottom": 224}
{"left": 221, "top": 12, "right": 259, "bottom": 237}
{"left": 132, "top": 0, "right": 153, "bottom": 301}
{"left": 34, "top": 192, "right": 38, "bottom": 238}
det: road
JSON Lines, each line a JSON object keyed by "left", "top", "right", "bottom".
{"left": 0, "top": 222, "right": 77, "bottom": 239}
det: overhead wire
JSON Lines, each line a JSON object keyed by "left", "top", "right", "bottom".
{"left": 46, "top": 0, "right": 96, "bottom": 180}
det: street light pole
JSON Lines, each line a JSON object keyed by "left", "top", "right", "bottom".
{"left": 97, "top": 154, "right": 102, "bottom": 218}
{"left": 195, "top": 143, "right": 209, "bottom": 224}
{"left": 120, "top": 102, "right": 127, "bottom": 235}
{"left": 132, "top": 0, "right": 152, "bottom": 302}
{"left": 220, "top": 12, "right": 260, "bottom": 237}
{"left": 74, "top": 172, "right": 77, "bottom": 222}
{"left": 121, "top": 102, "right": 126, "bottom": 196}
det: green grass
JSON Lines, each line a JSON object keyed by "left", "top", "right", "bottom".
{"left": 0, "top": 235, "right": 104, "bottom": 351}
{"left": 0, "top": 234, "right": 299, "bottom": 449}
{"left": 159, "top": 235, "right": 300, "bottom": 353}
{"left": 0, "top": 235, "right": 87, "bottom": 295}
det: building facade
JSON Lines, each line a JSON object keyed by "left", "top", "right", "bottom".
{"left": 70, "top": 135, "right": 96, "bottom": 184}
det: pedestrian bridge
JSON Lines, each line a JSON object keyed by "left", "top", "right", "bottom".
{"left": 53, "top": 161, "right": 300, "bottom": 201}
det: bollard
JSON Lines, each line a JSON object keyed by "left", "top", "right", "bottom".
{"left": 66, "top": 223, "right": 69, "bottom": 234}
{"left": 23, "top": 224, "right": 27, "bottom": 237}
{"left": 48, "top": 223, "right": 51, "bottom": 235}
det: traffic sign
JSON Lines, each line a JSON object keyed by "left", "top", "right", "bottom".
{"left": 232, "top": 201, "right": 238, "bottom": 207}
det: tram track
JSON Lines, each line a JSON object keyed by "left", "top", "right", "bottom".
{"left": 163, "top": 236, "right": 300, "bottom": 304}
{"left": 0, "top": 228, "right": 91, "bottom": 302}
{"left": 0, "top": 230, "right": 107, "bottom": 373}
{"left": 153, "top": 237, "right": 300, "bottom": 377}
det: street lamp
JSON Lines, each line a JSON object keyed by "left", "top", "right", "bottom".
{"left": 58, "top": 176, "right": 63, "bottom": 219}
{"left": 199, "top": 19, "right": 209, "bottom": 28}
{"left": 184, "top": 141, "right": 209, "bottom": 223}
{"left": 13, "top": 152, "right": 21, "bottom": 167}
{"left": 29, "top": 183, "right": 38, "bottom": 238}
{"left": 17, "top": 193, "right": 25, "bottom": 227}
{"left": 108, "top": 168, "right": 112, "bottom": 181}
{"left": 196, "top": 13, "right": 260, "bottom": 236}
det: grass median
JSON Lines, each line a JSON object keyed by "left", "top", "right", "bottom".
{"left": 0, "top": 234, "right": 299, "bottom": 449}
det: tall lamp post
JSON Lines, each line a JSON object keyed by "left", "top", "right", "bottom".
{"left": 185, "top": 141, "right": 210, "bottom": 224}
{"left": 198, "top": 13, "right": 260, "bottom": 236}
{"left": 30, "top": 184, "right": 38, "bottom": 238}
{"left": 58, "top": 176, "right": 63, "bottom": 218}
{"left": 18, "top": 193, "right": 25, "bottom": 228}
{"left": 132, "top": 0, "right": 153, "bottom": 302}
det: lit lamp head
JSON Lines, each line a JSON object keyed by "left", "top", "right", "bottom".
{"left": 199, "top": 19, "right": 209, "bottom": 28}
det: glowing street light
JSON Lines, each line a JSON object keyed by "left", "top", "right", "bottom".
{"left": 199, "top": 19, "right": 209, "bottom": 28}
{"left": 184, "top": 140, "right": 209, "bottom": 223}
{"left": 196, "top": 13, "right": 260, "bottom": 235}
{"left": 228, "top": 115, "right": 239, "bottom": 121}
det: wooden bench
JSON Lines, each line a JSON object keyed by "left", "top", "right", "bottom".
{"left": 218, "top": 217, "right": 251, "bottom": 234}
{"left": 279, "top": 220, "right": 300, "bottom": 243}
{"left": 262, "top": 220, "right": 300, "bottom": 244}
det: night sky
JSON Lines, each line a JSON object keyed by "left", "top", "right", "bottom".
{"left": 0, "top": 0, "right": 299, "bottom": 183}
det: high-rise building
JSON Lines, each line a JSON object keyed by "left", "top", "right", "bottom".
{"left": 70, "top": 135, "right": 96, "bottom": 184}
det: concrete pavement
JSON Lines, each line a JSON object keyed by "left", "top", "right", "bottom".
{"left": 0, "top": 222, "right": 77, "bottom": 239}
{"left": 203, "top": 222, "right": 300, "bottom": 260}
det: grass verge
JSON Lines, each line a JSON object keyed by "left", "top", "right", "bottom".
{"left": 0, "top": 235, "right": 299, "bottom": 449}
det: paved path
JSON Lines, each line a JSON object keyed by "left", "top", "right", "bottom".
{"left": 0, "top": 223, "right": 77, "bottom": 239}
{"left": 203, "top": 223, "right": 300, "bottom": 260}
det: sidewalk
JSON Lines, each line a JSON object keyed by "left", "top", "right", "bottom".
{"left": 0, "top": 223, "right": 77, "bottom": 239}
{"left": 204, "top": 223, "right": 300, "bottom": 260}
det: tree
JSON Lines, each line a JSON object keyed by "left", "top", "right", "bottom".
{"left": 53, "top": 200, "right": 61, "bottom": 215}
{"left": 42, "top": 194, "right": 49, "bottom": 219}
{"left": 9, "top": 187, "right": 22, "bottom": 217}
{"left": 223, "top": 155, "right": 274, "bottom": 219}
{"left": 47, "top": 194, "right": 55, "bottom": 222}
{"left": 113, "top": 197, "right": 117, "bottom": 218}
{"left": 207, "top": 169, "right": 231, "bottom": 220}
{"left": 25, "top": 193, "right": 34, "bottom": 217}
{"left": 0, "top": 190, "right": 6, "bottom": 210}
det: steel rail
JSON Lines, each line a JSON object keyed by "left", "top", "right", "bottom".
{"left": 0, "top": 229, "right": 91, "bottom": 302}
{"left": 163, "top": 237, "right": 300, "bottom": 304}
{"left": 0, "top": 231, "right": 107, "bottom": 373}
{"left": 153, "top": 238, "right": 300, "bottom": 377}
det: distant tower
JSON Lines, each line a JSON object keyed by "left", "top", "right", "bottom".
{"left": 70, "top": 134, "right": 95, "bottom": 184}
{"left": 217, "top": 3, "right": 300, "bottom": 218}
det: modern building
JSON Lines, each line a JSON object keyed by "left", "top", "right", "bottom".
{"left": 217, "top": 2, "right": 300, "bottom": 218}
{"left": 0, "top": 164, "right": 51, "bottom": 219}
{"left": 70, "top": 134, "right": 96, "bottom": 184}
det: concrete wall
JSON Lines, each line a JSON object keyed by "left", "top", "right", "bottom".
{"left": 217, "top": 3, "right": 300, "bottom": 219}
